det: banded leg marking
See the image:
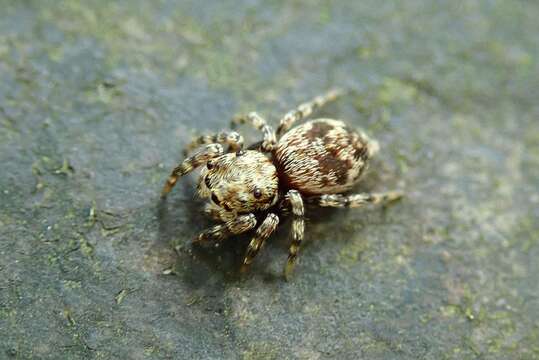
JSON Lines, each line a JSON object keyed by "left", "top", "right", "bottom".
{"left": 231, "top": 112, "right": 276, "bottom": 152}
{"left": 161, "top": 144, "right": 224, "bottom": 198}
{"left": 183, "top": 131, "right": 244, "bottom": 156}
{"left": 284, "top": 190, "right": 305, "bottom": 280}
{"left": 312, "top": 191, "right": 403, "bottom": 208}
{"left": 241, "top": 213, "right": 280, "bottom": 272}
{"left": 277, "top": 88, "right": 345, "bottom": 136}
{"left": 196, "top": 213, "right": 257, "bottom": 243}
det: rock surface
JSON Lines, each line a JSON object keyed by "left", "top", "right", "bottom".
{"left": 1, "top": 1, "right": 539, "bottom": 359}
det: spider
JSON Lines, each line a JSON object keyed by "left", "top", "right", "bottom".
{"left": 161, "top": 89, "right": 402, "bottom": 279}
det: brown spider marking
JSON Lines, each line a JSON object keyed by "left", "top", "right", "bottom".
{"left": 161, "top": 89, "right": 402, "bottom": 279}
{"left": 304, "top": 121, "right": 334, "bottom": 139}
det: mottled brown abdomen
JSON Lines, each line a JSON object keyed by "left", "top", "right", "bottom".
{"left": 274, "top": 119, "right": 378, "bottom": 195}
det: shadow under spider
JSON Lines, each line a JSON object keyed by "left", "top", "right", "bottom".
{"left": 156, "top": 179, "right": 251, "bottom": 286}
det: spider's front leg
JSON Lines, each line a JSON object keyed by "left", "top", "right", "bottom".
{"left": 284, "top": 190, "right": 305, "bottom": 280}
{"left": 231, "top": 112, "right": 276, "bottom": 152}
{"left": 203, "top": 202, "right": 239, "bottom": 223}
{"left": 277, "top": 88, "right": 345, "bottom": 136}
{"left": 161, "top": 143, "right": 223, "bottom": 198}
{"left": 310, "top": 191, "right": 403, "bottom": 208}
{"left": 241, "top": 213, "right": 280, "bottom": 273}
{"left": 204, "top": 203, "right": 224, "bottom": 221}
{"left": 183, "top": 131, "right": 244, "bottom": 156}
{"left": 195, "top": 213, "right": 257, "bottom": 243}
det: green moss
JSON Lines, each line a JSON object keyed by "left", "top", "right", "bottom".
{"left": 79, "top": 236, "right": 94, "bottom": 258}
{"left": 337, "top": 237, "right": 369, "bottom": 267}
{"left": 318, "top": 0, "right": 332, "bottom": 24}
{"left": 377, "top": 78, "right": 419, "bottom": 106}
{"left": 62, "top": 280, "right": 82, "bottom": 290}
{"left": 144, "top": 345, "right": 157, "bottom": 356}
{"left": 242, "top": 342, "right": 279, "bottom": 360}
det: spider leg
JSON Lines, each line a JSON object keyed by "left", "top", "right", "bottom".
{"left": 183, "top": 131, "right": 244, "bottom": 156}
{"left": 231, "top": 112, "right": 276, "bottom": 152}
{"left": 277, "top": 88, "right": 345, "bottom": 136}
{"left": 161, "top": 143, "right": 223, "bottom": 198}
{"left": 359, "top": 130, "right": 380, "bottom": 158}
{"left": 241, "top": 213, "right": 279, "bottom": 272}
{"left": 204, "top": 203, "right": 223, "bottom": 221}
{"left": 284, "top": 190, "right": 305, "bottom": 280}
{"left": 203, "top": 202, "right": 238, "bottom": 222}
{"left": 309, "top": 191, "right": 403, "bottom": 208}
{"left": 195, "top": 213, "right": 257, "bottom": 243}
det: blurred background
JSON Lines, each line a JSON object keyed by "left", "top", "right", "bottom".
{"left": 1, "top": 0, "right": 538, "bottom": 359}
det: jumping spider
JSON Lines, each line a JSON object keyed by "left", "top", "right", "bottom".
{"left": 161, "top": 89, "right": 402, "bottom": 279}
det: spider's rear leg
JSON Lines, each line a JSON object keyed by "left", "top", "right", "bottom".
{"left": 195, "top": 213, "right": 257, "bottom": 243}
{"left": 277, "top": 88, "right": 345, "bottom": 136}
{"left": 241, "top": 213, "right": 280, "bottom": 273}
{"left": 161, "top": 143, "right": 223, "bottom": 198}
{"left": 284, "top": 190, "right": 305, "bottom": 280}
{"left": 231, "top": 112, "right": 276, "bottom": 152}
{"left": 310, "top": 191, "right": 403, "bottom": 208}
{"left": 183, "top": 131, "right": 244, "bottom": 156}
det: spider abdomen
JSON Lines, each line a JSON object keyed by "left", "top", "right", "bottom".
{"left": 274, "top": 119, "right": 378, "bottom": 195}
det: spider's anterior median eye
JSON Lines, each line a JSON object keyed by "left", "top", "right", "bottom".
{"left": 206, "top": 161, "right": 214, "bottom": 170}
{"left": 253, "top": 188, "right": 262, "bottom": 199}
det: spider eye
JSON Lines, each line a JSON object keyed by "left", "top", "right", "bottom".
{"left": 207, "top": 161, "right": 214, "bottom": 170}
{"left": 253, "top": 188, "right": 262, "bottom": 199}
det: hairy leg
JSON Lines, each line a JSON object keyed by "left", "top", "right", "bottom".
{"left": 195, "top": 213, "right": 257, "bottom": 243}
{"left": 183, "top": 131, "right": 244, "bottom": 156}
{"left": 203, "top": 203, "right": 223, "bottom": 221}
{"left": 310, "top": 191, "right": 403, "bottom": 208}
{"left": 203, "top": 202, "right": 238, "bottom": 222}
{"left": 241, "top": 213, "right": 280, "bottom": 272}
{"left": 277, "top": 88, "right": 345, "bottom": 136}
{"left": 284, "top": 190, "right": 305, "bottom": 280}
{"left": 161, "top": 143, "right": 223, "bottom": 198}
{"left": 231, "top": 112, "right": 276, "bottom": 152}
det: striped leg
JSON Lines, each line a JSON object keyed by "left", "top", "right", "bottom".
{"left": 277, "top": 88, "right": 345, "bottom": 136}
{"left": 284, "top": 190, "right": 305, "bottom": 280}
{"left": 204, "top": 203, "right": 223, "bottom": 221}
{"left": 241, "top": 213, "right": 279, "bottom": 272}
{"left": 203, "top": 202, "right": 237, "bottom": 222}
{"left": 161, "top": 144, "right": 223, "bottom": 198}
{"left": 231, "top": 112, "right": 276, "bottom": 152}
{"left": 311, "top": 191, "right": 403, "bottom": 208}
{"left": 196, "top": 213, "right": 257, "bottom": 243}
{"left": 183, "top": 131, "right": 244, "bottom": 156}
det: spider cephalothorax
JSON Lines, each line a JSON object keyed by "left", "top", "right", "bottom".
{"left": 162, "top": 89, "right": 402, "bottom": 279}
{"left": 198, "top": 150, "right": 279, "bottom": 216}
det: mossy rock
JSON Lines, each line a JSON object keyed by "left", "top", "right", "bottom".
{"left": 1, "top": 1, "right": 539, "bottom": 359}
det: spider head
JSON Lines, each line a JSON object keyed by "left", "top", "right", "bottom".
{"left": 198, "top": 150, "right": 279, "bottom": 214}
